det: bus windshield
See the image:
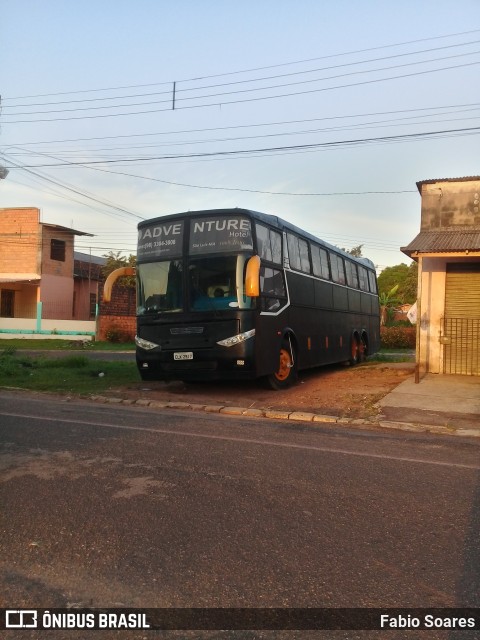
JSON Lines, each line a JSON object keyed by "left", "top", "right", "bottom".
{"left": 137, "top": 260, "right": 183, "bottom": 314}
{"left": 137, "top": 254, "right": 253, "bottom": 315}
{"left": 189, "top": 254, "right": 253, "bottom": 311}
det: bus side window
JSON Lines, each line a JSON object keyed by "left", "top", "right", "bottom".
{"left": 345, "top": 260, "right": 359, "bottom": 289}
{"left": 260, "top": 266, "right": 286, "bottom": 312}
{"left": 287, "top": 233, "right": 301, "bottom": 270}
{"left": 256, "top": 224, "right": 273, "bottom": 262}
{"left": 311, "top": 245, "right": 330, "bottom": 280}
{"left": 299, "top": 238, "right": 311, "bottom": 273}
{"left": 358, "top": 266, "right": 369, "bottom": 291}
{"left": 256, "top": 224, "right": 282, "bottom": 265}
{"left": 270, "top": 230, "right": 282, "bottom": 264}
{"left": 368, "top": 270, "right": 378, "bottom": 294}
{"left": 287, "top": 233, "right": 310, "bottom": 273}
{"left": 330, "top": 253, "right": 346, "bottom": 285}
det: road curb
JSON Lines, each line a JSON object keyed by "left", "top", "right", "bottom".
{"left": 88, "top": 394, "right": 480, "bottom": 438}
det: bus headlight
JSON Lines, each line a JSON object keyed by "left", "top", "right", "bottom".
{"left": 135, "top": 335, "right": 160, "bottom": 350}
{"left": 217, "top": 329, "right": 255, "bottom": 348}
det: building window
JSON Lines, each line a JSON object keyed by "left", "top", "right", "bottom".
{"left": 90, "top": 293, "right": 97, "bottom": 318}
{"left": 51, "top": 239, "right": 66, "bottom": 261}
{"left": 1, "top": 290, "right": 15, "bottom": 318}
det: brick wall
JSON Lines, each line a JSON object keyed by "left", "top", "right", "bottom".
{"left": 0, "top": 207, "right": 41, "bottom": 273}
{"left": 97, "top": 314, "right": 136, "bottom": 341}
{"left": 97, "top": 284, "right": 136, "bottom": 342}
{"left": 41, "top": 225, "right": 74, "bottom": 277}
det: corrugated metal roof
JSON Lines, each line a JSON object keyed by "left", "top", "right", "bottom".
{"left": 74, "top": 251, "right": 106, "bottom": 265}
{"left": 416, "top": 176, "right": 480, "bottom": 193}
{"left": 401, "top": 227, "right": 480, "bottom": 256}
{"left": 41, "top": 222, "right": 93, "bottom": 237}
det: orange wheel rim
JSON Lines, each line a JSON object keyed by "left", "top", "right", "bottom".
{"left": 275, "top": 348, "right": 292, "bottom": 381}
{"left": 351, "top": 340, "right": 358, "bottom": 359}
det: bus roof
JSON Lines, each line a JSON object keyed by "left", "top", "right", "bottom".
{"left": 138, "top": 208, "right": 376, "bottom": 271}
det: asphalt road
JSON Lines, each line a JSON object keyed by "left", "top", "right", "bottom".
{"left": 1, "top": 391, "right": 479, "bottom": 639}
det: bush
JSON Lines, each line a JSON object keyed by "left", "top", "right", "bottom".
{"left": 380, "top": 326, "right": 416, "bottom": 349}
{"left": 105, "top": 324, "right": 130, "bottom": 343}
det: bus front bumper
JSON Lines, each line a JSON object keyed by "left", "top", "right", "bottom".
{"left": 136, "top": 345, "right": 256, "bottom": 381}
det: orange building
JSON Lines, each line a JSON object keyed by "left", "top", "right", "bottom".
{"left": 0, "top": 207, "right": 102, "bottom": 338}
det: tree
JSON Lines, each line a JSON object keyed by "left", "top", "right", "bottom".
{"left": 401, "top": 261, "right": 418, "bottom": 303}
{"left": 102, "top": 251, "right": 136, "bottom": 288}
{"left": 341, "top": 244, "right": 364, "bottom": 257}
{"left": 377, "top": 262, "right": 417, "bottom": 304}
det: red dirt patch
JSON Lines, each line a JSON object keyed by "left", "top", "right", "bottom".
{"left": 117, "top": 362, "right": 414, "bottom": 419}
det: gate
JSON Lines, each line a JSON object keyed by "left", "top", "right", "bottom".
{"left": 443, "top": 317, "right": 480, "bottom": 375}
{"left": 443, "top": 263, "right": 480, "bottom": 376}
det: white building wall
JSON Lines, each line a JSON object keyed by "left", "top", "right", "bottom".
{"left": 418, "top": 257, "right": 447, "bottom": 374}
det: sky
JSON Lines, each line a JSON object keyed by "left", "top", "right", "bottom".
{"left": 1, "top": 0, "right": 480, "bottom": 272}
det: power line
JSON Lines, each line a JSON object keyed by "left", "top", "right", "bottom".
{"left": 5, "top": 148, "right": 417, "bottom": 198}
{"left": 2, "top": 154, "right": 145, "bottom": 221}
{"left": 5, "top": 125, "right": 480, "bottom": 167}
{"left": 5, "top": 102, "right": 479, "bottom": 148}
{"left": 7, "top": 108, "right": 478, "bottom": 157}
{"left": 5, "top": 39, "right": 480, "bottom": 110}
{"left": 5, "top": 27, "right": 480, "bottom": 101}
{"left": 3, "top": 59, "right": 480, "bottom": 124}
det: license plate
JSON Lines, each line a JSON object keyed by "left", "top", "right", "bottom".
{"left": 174, "top": 352, "right": 193, "bottom": 361}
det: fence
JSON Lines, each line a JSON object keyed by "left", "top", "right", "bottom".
{"left": 443, "top": 317, "right": 480, "bottom": 375}
{"left": 0, "top": 301, "right": 96, "bottom": 341}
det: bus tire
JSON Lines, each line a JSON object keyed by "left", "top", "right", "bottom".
{"left": 359, "top": 333, "right": 368, "bottom": 362}
{"left": 266, "top": 338, "right": 297, "bottom": 390}
{"left": 139, "top": 368, "right": 156, "bottom": 381}
{"left": 349, "top": 334, "right": 361, "bottom": 366}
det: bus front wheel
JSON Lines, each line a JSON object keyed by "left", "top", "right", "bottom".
{"left": 139, "top": 368, "right": 157, "bottom": 381}
{"left": 266, "top": 339, "right": 297, "bottom": 390}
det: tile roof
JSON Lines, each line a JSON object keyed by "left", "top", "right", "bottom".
{"left": 0, "top": 273, "right": 41, "bottom": 283}
{"left": 401, "top": 227, "right": 480, "bottom": 256}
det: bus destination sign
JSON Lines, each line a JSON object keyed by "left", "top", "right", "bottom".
{"left": 137, "top": 221, "right": 184, "bottom": 260}
{"left": 189, "top": 216, "right": 253, "bottom": 254}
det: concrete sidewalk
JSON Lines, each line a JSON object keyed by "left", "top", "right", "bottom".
{"left": 377, "top": 373, "right": 480, "bottom": 436}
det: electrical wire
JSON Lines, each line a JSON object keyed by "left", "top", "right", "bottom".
{"left": 4, "top": 39, "right": 480, "bottom": 110}
{"left": 5, "top": 27, "right": 480, "bottom": 101}
{"left": 4, "top": 125, "right": 480, "bottom": 167}
{"left": 3, "top": 59, "right": 480, "bottom": 124}
{"left": 5, "top": 102, "right": 480, "bottom": 148}
{"left": 2, "top": 155, "right": 145, "bottom": 221}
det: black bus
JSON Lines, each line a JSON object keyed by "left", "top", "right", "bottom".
{"left": 134, "top": 208, "right": 380, "bottom": 389}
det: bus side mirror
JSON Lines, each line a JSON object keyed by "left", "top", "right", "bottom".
{"left": 245, "top": 255, "right": 260, "bottom": 297}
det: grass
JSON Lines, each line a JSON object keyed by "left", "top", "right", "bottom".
{"left": 0, "top": 344, "right": 414, "bottom": 396}
{"left": 369, "top": 348, "right": 415, "bottom": 363}
{"left": 0, "top": 338, "right": 135, "bottom": 351}
{"left": 0, "top": 349, "right": 138, "bottom": 394}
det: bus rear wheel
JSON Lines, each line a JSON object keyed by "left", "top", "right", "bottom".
{"left": 266, "top": 339, "right": 297, "bottom": 390}
{"left": 359, "top": 334, "right": 368, "bottom": 362}
{"left": 349, "top": 335, "right": 361, "bottom": 366}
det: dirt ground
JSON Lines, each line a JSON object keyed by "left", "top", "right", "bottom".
{"left": 118, "top": 361, "right": 415, "bottom": 420}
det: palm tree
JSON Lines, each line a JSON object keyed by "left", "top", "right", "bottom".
{"left": 379, "top": 284, "right": 400, "bottom": 326}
